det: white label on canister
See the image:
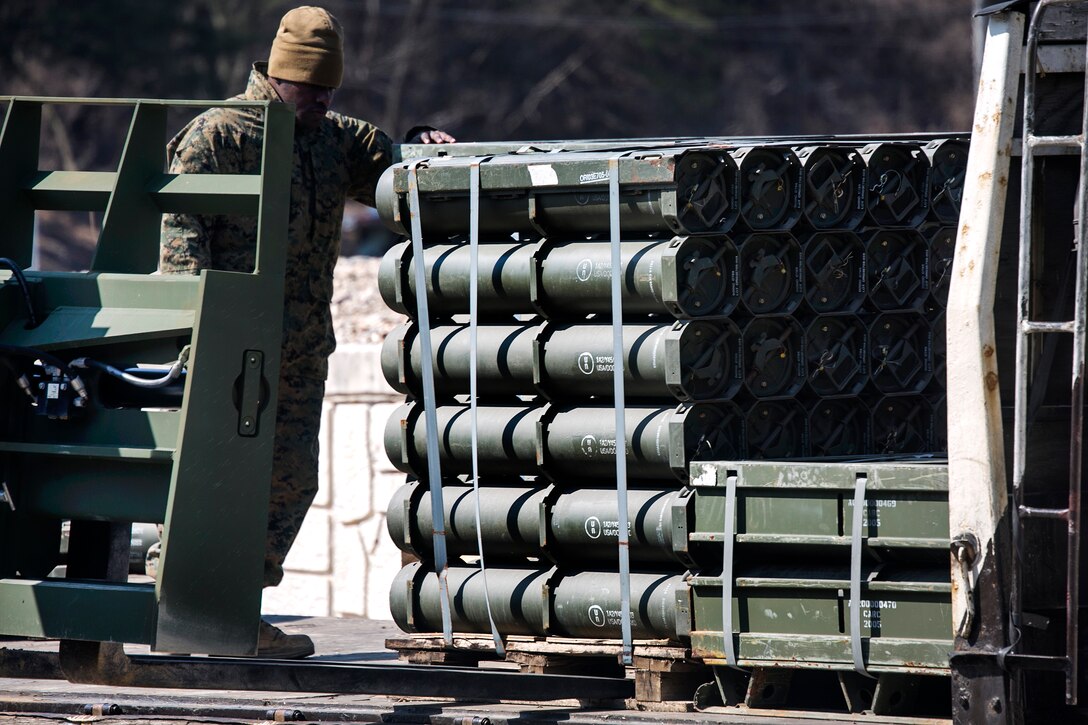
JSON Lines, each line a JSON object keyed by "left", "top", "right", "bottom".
{"left": 528, "top": 164, "right": 559, "bottom": 186}
{"left": 588, "top": 604, "right": 607, "bottom": 627}
{"left": 585, "top": 516, "right": 602, "bottom": 539}
{"left": 578, "top": 353, "right": 595, "bottom": 374}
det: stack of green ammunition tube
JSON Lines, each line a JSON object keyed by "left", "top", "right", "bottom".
{"left": 379, "top": 137, "right": 962, "bottom": 672}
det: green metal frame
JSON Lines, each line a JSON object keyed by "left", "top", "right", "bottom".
{"left": 0, "top": 97, "right": 292, "bottom": 655}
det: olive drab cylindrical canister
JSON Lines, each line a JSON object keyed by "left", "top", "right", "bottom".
{"left": 385, "top": 481, "right": 548, "bottom": 561}
{"left": 391, "top": 561, "right": 686, "bottom": 640}
{"left": 387, "top": 401, "right": 745, "bottom": 481}
{"left": 930, "top": 310, "right": 947, "bottom": 388}
{"left": 731, "top": 146, "right": 803, "bottom": 231}
{"left": 387, "top": 480, "right": 693, "bottom": 565}
{"left": 805, "top": 315, "right": 868, "bottom": 397}
{"left": 737, "top": 233, "right": 803, "bottom": 315}
{"left": 924, "top": 138, "right": 969, "bottom": 225}
{"left": 378, "top": 239, "right": 537, "bottom": 318}
{"left": 383, "top": 319, "right": 743, "bottom": 402}
{"left": 745, "top": 400, "right": 808, "bottom": 459}
{"left": 872, "top": 395, "right": 935, "bottom": 455}
{"left": 796, "top": 145, "right": 866, "bottom": 231}
{"left": 927, "top": 225, "right": 955, "bottom": 308}
{"left": 931, "top": 395, "right": 948, "bottom": 452}
{"left": 536, "top": 319, "right": 743, "bottom": 401}
{"left": 381, "top": 321, "right": 538, "bottom": 399}
{"left": 539, "top": 402, "right": 746, "bottom": 480}
{"left": 391, "top": 562, "right": 550, "bottom": 636}
{"left": 375, "top": 148, "right": 738, "bottom": 237}
{"left": 536, "top": 236, "right": 739, "bottom": 318}
{"left": 868, "top": 313, "right": 933, "bottom": 394}
{"left": 550, "top": 569, "right": 685, "bottom": 639}
{"left": 384, "top": 402, "right": 543, "bottom": 477}
{"left": 544, "top": 486, "right": 691, "bottom": 565}
{"left": 859, "top": 143, "right": 931, "bottom": 229}
{"left": 803, "top": 231, "right": 866, "bottom": 314}
{"left": 741, "top": 316, "right": 806, "bottom": 399}
{"left": 866, "top": 229, "right": 930, "bottom": 312}
{"left": 808, "top": 398, "right": 871, "bottom": 457}
{"left": 379, "top": 236, "right": 739, "bottom": 319}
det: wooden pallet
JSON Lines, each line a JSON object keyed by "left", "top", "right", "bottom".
{"left": 385, "top": 633, "right": 706, "bottom": 710}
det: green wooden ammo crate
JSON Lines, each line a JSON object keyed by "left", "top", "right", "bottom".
{"left": 689, "top": 565, "right": 953, "bottom": 673}
{"left": 688, "top": 460, "right": 949, "bottom": 554}
{"left": 685, "top": 460, "right": 952, "bottom": 673}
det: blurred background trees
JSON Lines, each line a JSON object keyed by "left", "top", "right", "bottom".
{"left": 0, "top": 0, "right": 976, "bottom": 266}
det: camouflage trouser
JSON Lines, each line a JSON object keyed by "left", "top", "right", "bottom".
{"left": 264, "top": 373, "right": 325, "bottom": 587}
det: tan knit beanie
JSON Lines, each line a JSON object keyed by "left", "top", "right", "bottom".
{"left": 268, "top": 6, "right": 344, "bottom": 89}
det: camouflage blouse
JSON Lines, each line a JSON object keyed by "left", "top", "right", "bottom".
{"left": 160, "top": 63, "right": 394, "bottom": 379}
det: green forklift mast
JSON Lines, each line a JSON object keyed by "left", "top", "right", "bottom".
{"left": 0, "top": 97, "right": 293, "bottom": 655}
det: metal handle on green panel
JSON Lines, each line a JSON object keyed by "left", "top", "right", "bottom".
{"left": 407, "top": 160, "right": 453, "bottom": 645}
{"left": 469, "top": 158, "right": 504, "bottom": 656}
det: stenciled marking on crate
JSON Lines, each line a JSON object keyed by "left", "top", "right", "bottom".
{"left": 846, "top": 598, "right": 897, "bottom": 630}
{"left": 846, "top": 497, "right": 898, "bottom": 527}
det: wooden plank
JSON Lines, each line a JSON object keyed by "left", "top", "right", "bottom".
{"left": 507, "top": 652, "right": 624, "bottom": 678}
{"left": 635, "top": 667, "right": 707, "bottom": 706}
{"left": 386, "top": 633, "right": 687, "bottom": 659}
{"left": 399, "top": 649, "right": 493, "bottom": 666}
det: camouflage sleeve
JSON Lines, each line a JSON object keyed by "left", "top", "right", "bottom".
{"left": 159, "top": 117, "right": 225, "bottom": 274}
{"left": 340, "top": 116, "right": 395, "bottom": 208}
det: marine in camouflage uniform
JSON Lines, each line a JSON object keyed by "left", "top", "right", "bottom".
{"left": 159, "top": 61, "right": 394, "bottom": 587}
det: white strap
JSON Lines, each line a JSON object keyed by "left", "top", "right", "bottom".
{"left": 608, "top": 156, "right": 633, "bottom": 665}
{"left": 406, "top": 160, "right": 453, "bottom": 644}
{"left": 469, "top": 158, "right": 505, "bottom": 655}
{"left": 721, "top": 471, "right": 739, "bottom": 667}
{"left": 850, "top": 474, "right": 875, "bottom": 678}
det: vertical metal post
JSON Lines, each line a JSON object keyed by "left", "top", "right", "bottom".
{"left": 946, "top": 9, "right": 1024, "bottom": 724}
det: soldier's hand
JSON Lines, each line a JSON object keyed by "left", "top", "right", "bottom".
{"left": 414, "top": 128, "right": 456, "bottom": 144}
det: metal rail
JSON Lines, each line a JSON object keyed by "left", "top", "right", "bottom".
{"left": 0, "top": 644, "right": 634, "bottom": 701}
{"left": 1012, "top": 0, "right": 1088, "bottom": 704}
